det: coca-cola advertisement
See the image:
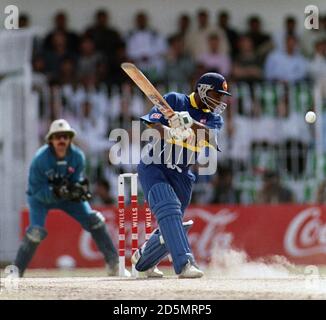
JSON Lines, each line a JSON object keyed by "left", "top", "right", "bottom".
{"left": 21, "top": 205, "right": 326, "bottom": 268}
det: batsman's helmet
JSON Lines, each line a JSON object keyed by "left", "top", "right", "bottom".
{"left": 195, "top": 72, "right": 231, "bottom": 114}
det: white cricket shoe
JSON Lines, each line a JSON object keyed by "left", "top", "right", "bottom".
{"left": 178, "top": 261, "right": 204, "bottom": 279}
{"left": 145, "top": 266, "right": 164, "bottom": 278}
{"left": 131, "top": 249, "right": 164, "bottom": 278}
{"left": 107, "top": 264, "right": 131, "bottom": 277}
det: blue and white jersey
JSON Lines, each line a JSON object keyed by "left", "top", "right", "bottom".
{"left": 140, "top": 91, "right": 223, "bottom": 171}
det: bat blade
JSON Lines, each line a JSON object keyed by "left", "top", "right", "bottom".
{"left": 121, "top": 62, "right": 175, "bottom": 119}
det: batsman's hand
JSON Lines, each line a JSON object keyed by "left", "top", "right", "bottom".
{"left": 169, "top": 111, "right": 193, "bottom": 129}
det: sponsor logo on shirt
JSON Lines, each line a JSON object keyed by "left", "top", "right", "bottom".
{"left": 200, "top": 118, "right": 207, "bottom": 124}
{"left": 68, "top": 166, "right": 75, "bottom": 174}
{"left": 150, "top": 113, "right": 162, "bottom": 120}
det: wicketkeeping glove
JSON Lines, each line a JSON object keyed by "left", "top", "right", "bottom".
{"left": 52, "top": 179, "right": 71, "bottom": 200}
{"left": 52, "top": 178, "right": 92, "bottom": 202}
{"left": 69, "top": 180, "right": 92, "bottom": 202}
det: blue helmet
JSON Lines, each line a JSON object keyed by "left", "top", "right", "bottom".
{"left": 195, "top": 72, "right": 231, "bottom": 114}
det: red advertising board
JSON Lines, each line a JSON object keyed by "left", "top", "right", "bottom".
{"left": 21, "top": 205, "right": 326, "bottom": 268}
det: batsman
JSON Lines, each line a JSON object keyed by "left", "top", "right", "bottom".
{"left": 14, "top": 119, "right": 129, "bottom": 277}
{"left": 131, "top": 72, "right": 231, "bottom": 278}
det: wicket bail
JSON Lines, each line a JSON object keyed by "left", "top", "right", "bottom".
{"left": 118, "top": 173, "right": 152, "bottom": 277}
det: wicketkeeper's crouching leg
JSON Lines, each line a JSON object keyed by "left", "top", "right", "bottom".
{"left": 83, "top": 211, "right": 130, "bottom": 276}
{"left": 14, "top": 226, "right": 48, "bottom": 277}
{"left": 58, "top": 199, "right": 130, "bottom": 277}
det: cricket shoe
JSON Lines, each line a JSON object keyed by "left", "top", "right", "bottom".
{"left": 131, "top": 249, "right": 164, "bottom": 278}
{"left": 145, "top": 266, "right": 164, "bottom": 278}
{"left": 178, "top": 261, "right": 204, "bottom": 279}
{"left": 107, "top": 264, "right": 131, "bottom": 277}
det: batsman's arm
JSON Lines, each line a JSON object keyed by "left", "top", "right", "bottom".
{"left": 191, "top": 120, "right": 222, "bottom": 150}
{"left": 191, "top": 120, "right": 210, "bottom": 140}
{"left": 145, "top": 122, "right": 170, "bottom": 138}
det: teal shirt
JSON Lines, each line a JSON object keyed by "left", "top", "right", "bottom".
{"left": 27, "top": 144, "right": 86, "bottom": 204}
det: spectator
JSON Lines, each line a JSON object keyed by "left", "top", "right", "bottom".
{"left": 164, "top": 34, "right": 194, "bottom": 85}
{"left": 257, "top": 171, "right": 293, "bottom": 204}
{"left": 32, "top": 55, "right": 49, "bottom": 121}
{"left": 19, "top": 13, "right": 30, "bottom": 29}
{"left": 274, "top": 16, "right": 299, "bottom": 52}
{"left": 78, "top": 36, "right": 103, "bottom": 78}
{"left": 301, "top": 14, "right": 326, "bottom": 57}
{"left": 185, "top": 9, "right": 229, "bottom": 60}
{"left": 264, "top": 35, "right": 308, "bottom": 82}
{"left": 197, "top": 33, "right": 231, "bottom": 75}
{"left": 126, "top": 11, "right": 167, "bottom": 81}
{"left": 57, "top": 57, "right": 76, "bottom": 85}
{"left": 43, "top": 31, "right": 76, "bottom": 81}
{"left": 85, "top": 10, "right": 123, "bottom": 88}
{"left": 217, "top": 10, "right": 239, "bottom": 58}
{"left": 32, "top": 55, "right": 46, "bottom": 75}
{"left": 68, "top": 100, "right": 109, "bottom": 155}
{"left": 210, "top": 167, "right": 241, "bottom": 204}
{"left": 308, "top": 38, "right": 326, "bottom": 98}
{"left": 175, "top": 13, "right": 191, "bottom": 39}
{"left": 19, "top": 13, "right": 44, "bottom": 55}
{"left": 169, "top": 13, "right": 192, "bottom": 54}
{"left": 85, "top": 9, "right": 122, "bottom": 61}
{"left": 43, "top": 11, "right": 79, "bottom": 53}
{"left": 232, "top": 35, "right": 263, "bottom": 82}
{"left": 92, "top": 179, "right": 115, "bottom": 205}
{"left": 245, "top": 15, "right": 273, "bottom": 60}
{"left": 106, "top": 41, "right": 130, "bottom": 88}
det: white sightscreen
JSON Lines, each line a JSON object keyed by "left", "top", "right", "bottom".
{"left": 0, "top": 29, "right": 38, "bottom": 263}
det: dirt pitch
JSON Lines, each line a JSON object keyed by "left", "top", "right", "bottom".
{"left": 1, "top": 268, "right": 326, "bottom": 300}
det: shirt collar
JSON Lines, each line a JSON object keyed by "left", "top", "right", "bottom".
{"left": 189, "top": 92, "right": 198, "bottom": 109}
{"left": 189, "top": 92, "right": 210, "bottom": 113}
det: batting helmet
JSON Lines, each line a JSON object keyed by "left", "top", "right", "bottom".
{"left": 195, "top": 72, "right": 231, "bottom": 114}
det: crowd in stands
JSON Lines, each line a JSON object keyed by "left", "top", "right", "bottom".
{"left": 19, "top": 8, "right": 326, "bottom": 205}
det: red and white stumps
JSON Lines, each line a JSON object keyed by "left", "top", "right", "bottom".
{"left": 118, "top": 173, "right": 152, "bottom": 277}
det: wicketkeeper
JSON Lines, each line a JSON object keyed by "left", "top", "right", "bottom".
{"left": 14, "top": 119, "right": 129, "bottom": 277}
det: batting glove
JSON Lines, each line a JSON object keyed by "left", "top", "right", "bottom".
{"left": 168, "top": 127, "right": 194, "bottom": 141}
{"left": 169, "top": 111, "right": 193, "bottom": 129}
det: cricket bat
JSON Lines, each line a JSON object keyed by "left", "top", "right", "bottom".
{"left": 121, "top": 62, "right": 175, "bottom": 119}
